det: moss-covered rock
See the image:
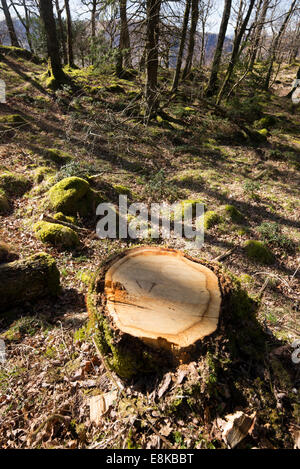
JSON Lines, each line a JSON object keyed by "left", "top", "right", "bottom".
{"left": 204, "top": 211, "right": 222, "bottom": 229}
{"left": 33, "top": 166, "right": 54, "bottom": 184}
{"left": 34, "top": 221, "right": 79, "bottom": 249}
{"left": 223, "top": 204, "right": 245, "bottom": 224}
{"left": 0, "top": 171, "right": 31, "bottom": 197}
{"left": 0, "top": 252, "right": 60, "bottom": 311}
{"left": 258, "top": 128, "right": 269, "bottom": 137}
{"left": 48, "top": 176, "right": 102, "bottom": 216}
{"left": 53, "top": 212, "right": 77, "bottom": 224}
{"left": 113, "top": 184, "right": 132, "bottom": 196}
{"left": 0, "top": 188, "right": 9, "bottom": 213}
{"left": 244, "top": 240, "right": 274, "bottom": 264}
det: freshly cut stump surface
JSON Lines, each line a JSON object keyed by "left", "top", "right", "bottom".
{"left": 104, "top": 247, "right": 222, "bottom": 349}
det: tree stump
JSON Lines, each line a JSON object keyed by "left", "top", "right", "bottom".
{"left": 0, "top": 252, "right": 60, "bottom": 311}
{"left": 87, "top": 246, "right": 243, "bottom": 379}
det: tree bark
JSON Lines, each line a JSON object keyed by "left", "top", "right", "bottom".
{"left": 86, "top": 247, "right": 237, "bottom": 379}
{"left": 54, "top": 0, "right": 68, "bottom": 65}
{"left": 0, "top": 253, "right": 60, "bottom": 311}
{"left": 145, "top": 0, "right": 161, "bottom": 119}
{"left": 182, "top": 0, "right": 199, "bottom": 80}
{"left": 216, "top": 0, "right": 255, "bottom": 104}
{"left": 1, "top": 0, "right": 20, "bottom": 48}
{"left": 39, "top": 0, "right": 66, "bottom": 84}
{"left": 65, "top": 0, "right": 75, "bottom": 67}
{"left": 205, "top": 0, "right": 232, "bottom": 98}
{"left": 119, "top": 0, "right": 132, "bottom": 70}
{"left": 171, "top": 0, "right": 191, "bottom": 92}
{"left": 248, "top": 0, "right": 269, "bottom": 71}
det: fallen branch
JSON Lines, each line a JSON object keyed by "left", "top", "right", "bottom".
{"left": 40, "top": 214, "right": 89, "bottom": 233}
{"left": 213, "top": 247, "right": 236, "bottom": 262}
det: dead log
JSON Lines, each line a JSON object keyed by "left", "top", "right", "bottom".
{"left": 87, "top": 246, "right": 239, "bottom": 379}
{"left": 0, "top": 252, "right": 60, "bottom": 311}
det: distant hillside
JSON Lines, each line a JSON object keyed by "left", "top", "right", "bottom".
{"left": 0, "top": 17, "right": 232, "bottom": 65}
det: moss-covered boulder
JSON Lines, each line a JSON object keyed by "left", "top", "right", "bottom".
{"left": 0, "top": 252, "right": 60, "bottom": 311}
{"left": 0, "top": 189, "right": 9, "bottom": 213}
{"left": 33, "top": 166, "right": 54, "bottom": 184}
{"left": 0, "top": 171, "right": 31, "bottom": 197}
{"left": 53, "top": 212, "right": 77, "bottom": 224}
{"left": 34, "top": 221, "right": 79, "bottom": 249}
{"left": 48, "top": 177, "right": 102, "bottom": 217}
{"left": 204, "top": 210, "right": 222, "bottom": 229}
{"left": 244, "top": 240, "right": 274, "bottom": 264}
{"left": 223, "top": 204, "right": 245, "bottom": 224}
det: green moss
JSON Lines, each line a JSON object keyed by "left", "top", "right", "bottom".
{"left": 34, "top": 221, "right": 79, "bottom": 249}
{"left": 113, "top": 184, "right": 132, "bottom": 196}
{"left": 204, "top": 211, "right": 222, "bottom": 229}
{"left": 244, "top": 240, "right": 274, "bottom": 264}
{"left": 258, "top": 128, "right": 269, "bottom": 137}
{"left": 0, "top": 188, "right": 9, "bottom": 213}
{"left": 223, "top": 204, "right": 244, "bottom": 224}
{"left": 0, "top": 114, "right": 27, "bottom": 127}
{"left": 0, "top": 171, "right": 31, "bottom": 196}
{"left": 53, "top": 212, "right": 77, "bottom": 224}
{"left": 33, "top": 166, "right": 54, "bottom": 184}
{"left": 48, "top": 177, "right": 104, "bottom": 217}
{"left": 254, "top": 115, "right": 277, "bottom": 129}
{"left": 43, "top": 148, "right": 73, "bottom": 165}
{"left": 105, "top": 84, "right": 125, "bottom": 93}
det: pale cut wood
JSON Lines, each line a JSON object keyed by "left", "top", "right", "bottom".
{"left": 104, "top": 247, "right": 221, "bottom": 349}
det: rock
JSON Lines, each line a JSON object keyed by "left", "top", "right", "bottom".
{"left": 0, "top": 252, "right": 60, "bottom": 311}
{"left": 48, "top": 177, "right": 102, "bottom": 216}
{"left": 34, "top": 221, "right": 80, "bottom": 249}
{"left": 0, "top": 171, "right": 31, "bottom": 197}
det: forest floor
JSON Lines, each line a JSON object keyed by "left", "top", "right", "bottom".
{"left": 0, "top": 50, "right": 299, "bottom": 449}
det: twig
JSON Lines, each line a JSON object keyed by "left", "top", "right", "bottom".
{"left": 213, "top": 247, "right": 236, "bottom": 262}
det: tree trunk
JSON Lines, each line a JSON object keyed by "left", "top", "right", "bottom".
{"left": 286, "top": 66, "right": 300, "bottom": 98}
{"left": 171, "top": 0, "right": 191, "bottom": 92}
{"left": 65, "top": 0, "right": 75, "bottom": 67}
{"left": 54, "top": 0, "right": 68, "bottom": 65}
{"left": 39, "top": 0, "right": 66, "bottom": 85}
{"left": 86, "top": 246, "right": 239, "bottom": 379}
{"left": 1, "top": 0, "right": 20, "bottom": 48}
{"left": 119, "top": 0, "right": 132, "bottom": 70}
{"left": 264, "top": 0, "right": 297, "bottom": 90}
{"left": 248, "top": 0, "right": 269, "bottom": 71}
{"left": 205, "top": 0, "right": 232, "bottom": 98}
{"left": 145, "top": 0, "right": 161, "bottom": 119}
{"left": 216, "top": 0, "right": 255, "bottom": 104}
{"left": 0, "top": 253, "right": 60, "bottom": 311}
{"left": 182, "top": 0, "right": 199, "bottom": 80}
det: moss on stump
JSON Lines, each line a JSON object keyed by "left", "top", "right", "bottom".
{"left": 0, "top": 189, "right": 9, "bottom": 213}
{"left": 0, "top": 252, "right": 60, "bottom": 311}
{"left": 86, "top": 247, "right": 259, "bottom": 380}
{"left": 34, "top": 221, "right": 79, "bottom": 249}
